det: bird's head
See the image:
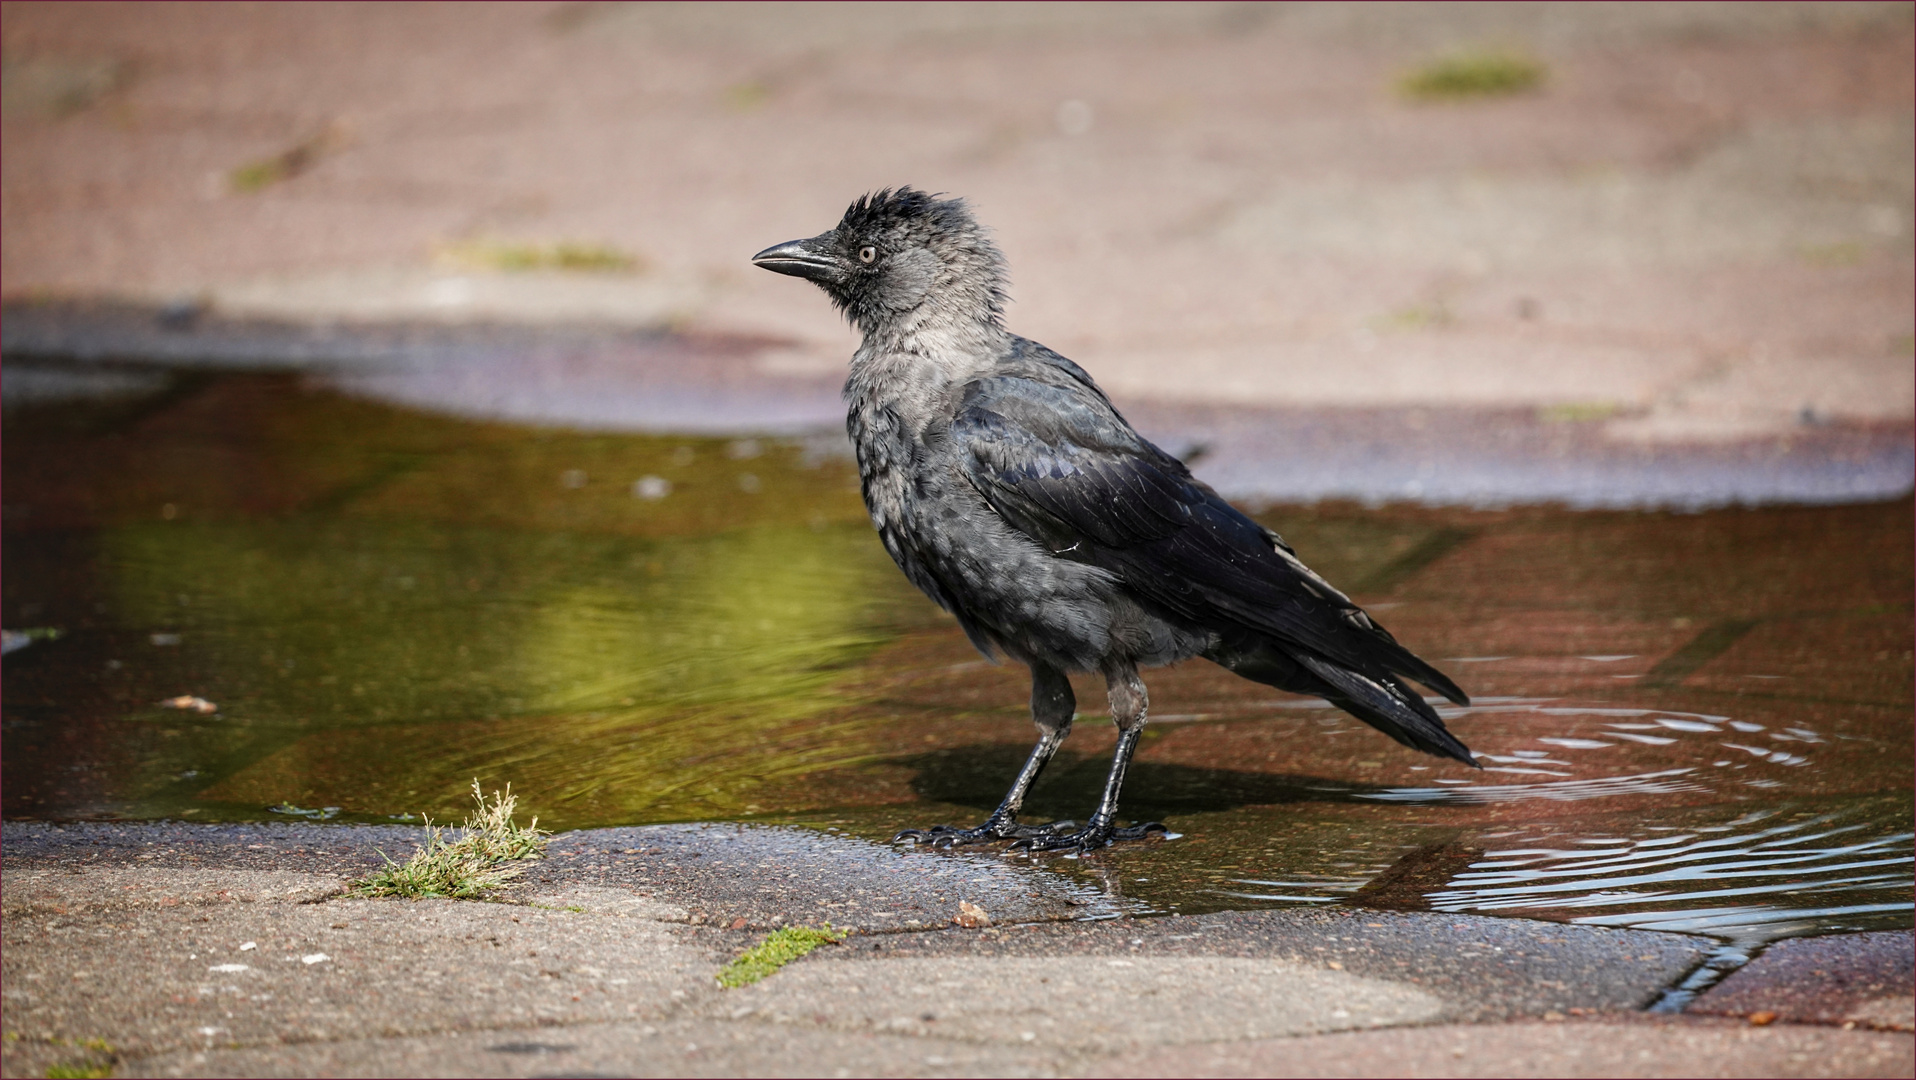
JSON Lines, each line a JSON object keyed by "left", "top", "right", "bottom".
{"left": 752, "top": 188, "right": 1006, "bottom": 335}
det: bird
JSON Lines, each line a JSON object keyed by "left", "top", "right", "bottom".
{"left": 752, "top": 188, "right": 1474, "bottom": 852}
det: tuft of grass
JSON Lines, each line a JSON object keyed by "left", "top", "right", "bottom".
{"left": 1537, "top": 401, "right": 1623, "bottom": 424}
{"left": 723, "top": 81, "right": 771, "bottom": 110}
{"left": 1399, "top": 50, "right": 1545, "bottom": 101}
{"left": 716, "top": 925, "right": 846, "bottom": 988}
{"left": 19, "top": 1035, "right": 115, "bottom": 1078}
{"left": 437, "top": 239, "right": 642, "bottom": 275}
{"left": 230, "top": 122, "right": 349, "bottom": 192}
{"left": 353, "top": 781, "right": 549, "bottom": 899}
{"left": 45, "top": 1065, "right": 113, "bottom": 1079}
{"left": 1799, "top": 241, "right": 1865, "bottom": 266}
{"left": 1372, "top": 300, "right": 1454, "bottom": 331}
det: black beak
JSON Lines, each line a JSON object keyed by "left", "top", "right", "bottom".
{"left": 751, "top": 234, "right": 843, "bottom": 283}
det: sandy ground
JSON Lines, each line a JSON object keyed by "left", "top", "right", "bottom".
{"left": 3, "top": 1, "right": 1912, "bottom": 444}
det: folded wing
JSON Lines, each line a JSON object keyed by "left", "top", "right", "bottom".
{"left": 952, "top": 370, "right": 1474, "bottom": 763}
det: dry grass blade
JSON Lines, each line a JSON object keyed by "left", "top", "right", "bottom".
{"left": 354, "top": 781, "right": 549, "bottom": 899}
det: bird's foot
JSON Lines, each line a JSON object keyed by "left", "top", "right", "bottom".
{"left": 894, "top": 819, "right": 1077, "bottom": 849}
{"left": 1005, "top": 819, "right": 1170, "bottom": 854}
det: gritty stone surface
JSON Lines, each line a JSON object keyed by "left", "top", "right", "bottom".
{"left": 0, "top": 819, "right": 1899, "bottom": 1078}
{"left": 1099, "top": 1016, "right": 1916, "bottom": 1078}
{"left": 0, "top": 820, "right": 431, "bottom": 875}
{"left": 0, "top": 877, "right": 724, "bottom": 1068}
{"left": 792, "top": 907, "right": 1709, "bottom": 1021}
{"left": 1691, "top": 930, "right": 1916, "bottom": 1031}
{"left": 518, "top": 823, "right": 1122, "bottom": 931}
{"left": 6, "top": 302, "right": 1908, "bottom": 507}
{"left": 124, "top": 1017, "right": 1066, "bottom": 1079}
{"left": 709, "top": 954, "right": 1446, "bottom": 1052}
{"left": 0, "top": 866, "right": 347, "bottom": 912}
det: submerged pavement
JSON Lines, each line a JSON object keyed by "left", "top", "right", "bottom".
{"left": 3, "top": 821, "right": 1909, "bottom": 1078}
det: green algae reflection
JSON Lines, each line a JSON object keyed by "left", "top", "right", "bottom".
{"left": 107, "top": 518, "right": 910, "bottom": 826}
{"left": 3, "top": 374, "right": 938, "bottom": 828}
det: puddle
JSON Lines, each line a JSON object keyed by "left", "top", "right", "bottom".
{"left": 3, "top": 370, "right": 1910, "bottom": 947}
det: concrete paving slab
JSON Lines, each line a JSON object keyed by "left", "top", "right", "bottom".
{"left": 778, "top": 908, "right": 1708, "bottom": 1024}
{"left": 7, "top": 301, "right": 1910, "bottom": 506}
{"left": 1, "top": 820, "right": 433, "bottom": 876}
{"left": 124, "top": 1016, "right": 1066, "bottom": 1079}
{"left": 1, "top": 866, "right": 726, "bottom": 1077}
{"left": 711, "top": 953, "right": 1446, "bottom": 1053}
{"left": 1099, "top": 1015, "right": 1916, "bottom": 1078}
{"left": 516, "top": 823, "right": 1128, "bottom": 931}
{"left": 5, "top": 819, "right": 1118, "bottom": 934}
{"left": 1, "top": 865, "right": 347, "bottom": 913}
{"left": 0, "top": 300, "right": 848, "bottom": 436}
{"left": 1691, "top": 931, "right": 1915, "bottom": 1031}
{"left": 0, "top": 820, "right": 1728, "bottom": 1078}
{"left": 94, "top": 1010, "right": 1916, "bottom": 1078}
{"left": 3, "top": 2, "right": 1909, "bottom": 445}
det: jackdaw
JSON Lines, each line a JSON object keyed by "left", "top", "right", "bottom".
{"left": 753, "top": 188, "right": 1473, "bottom": 852}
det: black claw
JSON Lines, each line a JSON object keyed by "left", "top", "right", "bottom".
{"left": 892, "top": 818, "right": 1083, "bottom": 848}
{"left": 894, "top": 821, "right": 1007, "bottom": 848}
{"left": 1005, "top": 820, "right": 1171, "bottom": 854}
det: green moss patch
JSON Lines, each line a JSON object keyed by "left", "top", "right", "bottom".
{"left": 438, "top": 239, "right": 642, "bottom": 274}
{"left": 716, "top": 925, "right": 847, "bottom": 988}
{"left": 1399, "top": 51, "right": 1545, "bottom": 100}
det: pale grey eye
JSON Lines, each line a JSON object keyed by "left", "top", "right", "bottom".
{"left": 858, "top": 246, "right": 877, "bottom": 264}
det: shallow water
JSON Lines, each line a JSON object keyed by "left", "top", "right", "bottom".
{"left": 4, "top": 371, "right": 1910, "bottom": 946}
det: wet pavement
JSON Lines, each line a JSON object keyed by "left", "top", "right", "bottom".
{"left": 7, "top": 302, "right": 1913, "bottom": 508}
{"left": 3, "top": 363, "right": 1910, "bottom": 1035}
{"left": 2, "top": 5, "right": 1911, "bottom": 1071}
{"left": 2, "top": 359, "right": 1911, "bottom": 1080}
{"left": 1689, "top": 930, "right": 1915, "bottom": 1029}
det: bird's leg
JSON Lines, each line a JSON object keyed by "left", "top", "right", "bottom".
{"left": 895, "top": 663, "right": 1078, "bottom": 848}
{"left": 1010, "top": 663, "right": 1168, "bottom": 853}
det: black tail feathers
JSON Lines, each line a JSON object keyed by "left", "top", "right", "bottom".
{"left": 1293, "top": 653, "right": 1477, "bottom": 766}
{"left": 1207, "top": 636, "right": 1477, "bottom": 767}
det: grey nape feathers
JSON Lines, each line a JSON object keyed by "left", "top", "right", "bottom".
{"left": 754, "top": 188, "right": 1473, "bottom": 852}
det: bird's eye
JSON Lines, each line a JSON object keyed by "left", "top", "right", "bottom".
{"left": 857, "top": 246, "right": 877, "bottom": 264}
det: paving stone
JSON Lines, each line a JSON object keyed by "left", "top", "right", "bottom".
{"left": 711, "top": 953, "right": 1445, "bottom": 1053}
{"left": 520, "top": 823, "right": 1132, "bottom": 932}
{"left": 124, "top": 1017, "right": 1066, "bottom": 1079}
{"left": 800, "top": 907, "right": 1710, "bottom": 1020}
{"left": 1100, "top": 1016, "right": 1916, "bottom": 1078}
{"left": 1691, "top": 931, "right": 1915, "bottom": 1031}
{"left": 1, "top": 866, "right": 347, "bottom": 912}
{"left": 1, "top": 820, "right": 430, "bottom": 876}
{"left": 1, "top": 867, "right": 726, "bottom": 1074}
{"left": 0, "top": 821, "right": 1720, "bottom": 1078}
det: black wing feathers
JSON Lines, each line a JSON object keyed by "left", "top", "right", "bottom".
{"left": 953, "top": 355, "right": 1471, "bottom": 762}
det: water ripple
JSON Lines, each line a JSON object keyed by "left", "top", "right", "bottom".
{"left": 1429, "top": 807, "right": 1914, "bottom": 941}
{"left": 1357, "top": 768, "right": 1710, "bottom": 804}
